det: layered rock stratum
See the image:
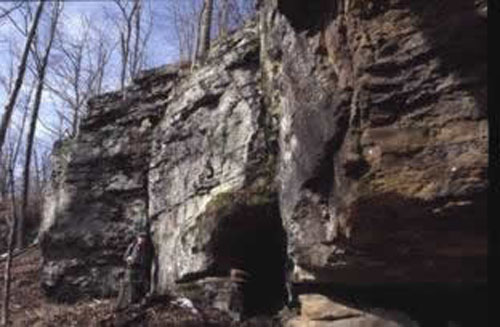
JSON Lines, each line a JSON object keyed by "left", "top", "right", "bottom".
{"left": 39, "top": 0, "right": 487, "bottom": 325}
{"left": 262, "top": 0, "right": 487, "bottom": 285}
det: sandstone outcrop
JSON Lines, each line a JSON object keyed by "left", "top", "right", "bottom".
{"left": 40, "top": 0, "right": 487, "bottom": 324}
{"left": 286, "top": 294, "right": 419, "bottom": 327}
{"left": 261, "top": 0, "right": 487, "bottom": 284}
{"left": 40, "top": 22, "right": 285, "bottom": 309}
{"left": 39, "top": 64, "right": 177, "bottom": 299}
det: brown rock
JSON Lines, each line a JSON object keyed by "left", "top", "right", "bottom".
{"left": 262, "top": 0, "right": 487, "bottom": 284}
{"left": 299, "top": 294, "right": 362, "bottom": 321}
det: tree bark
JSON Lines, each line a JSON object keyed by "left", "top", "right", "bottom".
{"left": 115, "top": 0, "right": 140, "bottom": 99}
{"left": 1, "top": 169, "right": 18, "bottom": 327}
{"left": 190, "top": 2, "right": 204, "bottom": 71}
{"left": 220, "top": 0, "right": 229, "bottom": 39}
{"left": 19, "top": 1, "right": 60, "bottom": 249}
{"left": 196, "top": 0, "right": 214, "bottom": 63}
{"left": 131, "top": 0, "right": 142, "bottom": 79}
{"left": 0, "top": 0, "right": 44, "bottom": 156}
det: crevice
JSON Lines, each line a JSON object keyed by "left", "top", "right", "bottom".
{"left": 278, "top": 0, "right": 338, "bottom": 35}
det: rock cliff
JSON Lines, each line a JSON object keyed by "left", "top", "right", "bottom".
{"left": 40, "top": 21, "right": 285, "bottom": 307}
{"left": 40, "top": 0, "right": 487, "bottom": 324}
{"left": 261, "top": 0, "right": 487, "bottom": 285}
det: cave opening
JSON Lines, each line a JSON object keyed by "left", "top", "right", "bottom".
{"left": 209, "top": 198, "right": 287, "bottom": 317}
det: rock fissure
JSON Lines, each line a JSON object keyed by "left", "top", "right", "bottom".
{"left": 39, "top": 1, "right": 486, "bottom": 325}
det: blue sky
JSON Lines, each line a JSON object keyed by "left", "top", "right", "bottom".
{"left": 0, "top": 0, "right": 181, "bottom": 154}
{"left": 0, "top": 0, "right": 254, "bottom": 160}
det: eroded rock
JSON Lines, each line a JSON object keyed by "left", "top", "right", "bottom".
{"left": 40, "top": 2, "right": 487, "bottom": 324}
{"left": 261, "top": 0, "right": 487, "bottom": 284}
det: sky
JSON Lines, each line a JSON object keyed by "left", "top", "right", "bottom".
{"left": 0, "top": 0, "right": 254, "bottom": 166}
{"left": 0, "top": 0, "right": 183, "bottom": 156}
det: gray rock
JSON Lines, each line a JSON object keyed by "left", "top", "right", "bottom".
{"left": 39, "top": 21, "right": 281, "bottom": 304}
{"left": 40, "top": 1, "right": 486, "bottom": 320}
{"left": 39, "top": 61, "right": 178, "bottom": 300}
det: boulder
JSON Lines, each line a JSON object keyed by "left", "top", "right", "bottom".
{"left": 285, "top": 293, "right": 419, "bottom": 327}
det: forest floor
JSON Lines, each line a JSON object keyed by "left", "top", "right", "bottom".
{"left": 0, "top": 246, "right": 269, "bottom": 327}
{"left": 0, "top": 246, "right": 115, "bottom": 326}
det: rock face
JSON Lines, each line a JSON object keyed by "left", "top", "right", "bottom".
{"left": 39, "top": 65, "right": 177, "bottom": 299}
{"left": 261, "top": 0, "right": 487, "bottom": 284}
{"left": 40, "top": 0, "right": 487, "bottom": 323}
{"left": 40, "top": 22, "right": 286, "bottom": 310}
{"left": 148, "top": 23, "right": 274, "bottom": 290}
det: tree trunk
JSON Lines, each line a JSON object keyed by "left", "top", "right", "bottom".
{"left": 131, "top": 0, "right": 142, "bottom": 79}
{"left": 197, "top": 0, "right": 214, "bottom": 63}
{"left": 190, "top": 2, "right": 204, "bottom": 71}
{"left": 220, "top": 0, "right": 229, "bottom": 38}
{"left": 71, "top": 106, "right": 79, "bottom": 139}
{"left": 1, "top": 169, "right": 18, "bottom": 327}
{"left": 19, "top": 1, "right": 60, "bottom": 250}
{"left": 117, "top": 0, "right": 139, "bottom": 99}
{"left": 120, "top": 32, "right": 128, "bottom": 97}
{"left": 0, "top": 0, "right": 44, "bottom": 155}
{"left": 33, "top": 149, "right": 41, "bottom": 204}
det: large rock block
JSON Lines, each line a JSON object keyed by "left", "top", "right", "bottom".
{"left": 39, "top": 2, "right": 487, "bottom": 319}
{"left": 148, "top": 22, "right": 270, "bottom": 290}
{"left": 298, "top": 294, "right": 363, "bottom": 321}
{"left": 39, "top": 22, "right": 285, "bottom": 307}
{"left": 286, "top": 293, "right": 419, "bottom": 327}
{"left": 39, "top": 67, "right": 178, "bottom": 300}
{"left": 261, "top": 0, "right": 487, "bottom": 284}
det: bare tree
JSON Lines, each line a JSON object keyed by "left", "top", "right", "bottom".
{"left": 131, "top": 0, "right": 142, "bottom": 77}
{"left": 90, "top": 33, "right": 113, "bottom": 96}
{"left": 191, "top": 3, "right": 203, "bottom": 70}
{"left": 0, "top": 1, "right": 23, "bottom": 22}
{"left": 19, "top": 1, "right": 62, "bottom": 249}
{"left": 218, "top": 0, "right": 230, "bottom": 39}
{"left": 111, "top": 0, "right": 142, "bottom": 96}
{"left": 1, "top": 164, "right": 18, "bottom": 327}
{"left": 45, "top": 14, "right": 114, "bottom": 138}
{"left": 0, "top": 83, "right": 34, "bottom": 202}
{"left": 164, "top": 0, "right": 256, "bottom": 66}
{"left": 0, "top": 66, "right": 34, "bottom": 327}
{"left": 53, "top": 29, "right": 88, "bottom": 137}
{"left": 0, "top": 0, "right": 45, "bottom": 157}
{"left": 163, "top": 0, "right": 201, "bottom": 62}
{"left": 0, "top": 47, "right": 16, "bottom": 201}
{"left": 196, "top": 0, "right": 214, "bottom": 64}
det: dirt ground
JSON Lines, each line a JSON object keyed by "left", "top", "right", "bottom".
{"left": 0, "top": 247, "right": 280, "bottom": 327}
{"left": 0, "top": 246, "right": 116, "bottom": 326}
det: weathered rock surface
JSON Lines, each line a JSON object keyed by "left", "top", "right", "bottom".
{"left": 40, "top": 22, "right": 286, "bottom": 308}
{"left": 147, "top": 22, "right": 286, "bottom": 314}
{"left": 39, "top": 65, "right": 178, "bottom": 299}
{"left": 285, "top": 294, "right": 419, "bottom": 327}
{"left": 40, "top": 0, "right": 487, "bottom": 324}
{"left": 148, "top": 22, "right": 270, "bottom": 289}
{"left": 261, "top": 0, "right": 487, "bottom": 284}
